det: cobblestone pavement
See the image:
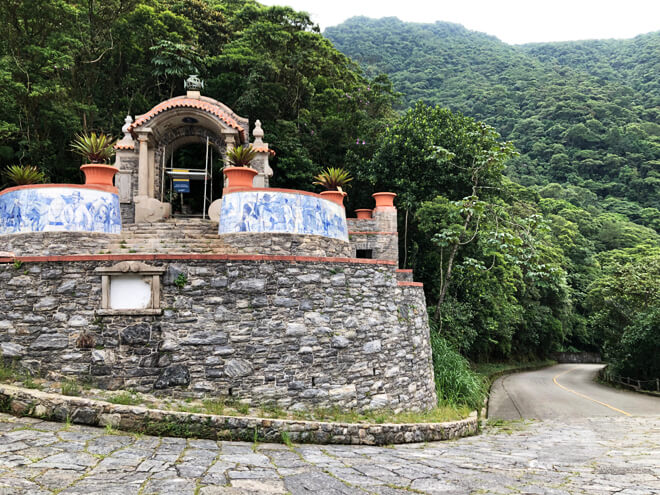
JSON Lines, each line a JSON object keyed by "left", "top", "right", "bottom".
{"left": 0, "top": 412, "right": 658, "bottom": 494}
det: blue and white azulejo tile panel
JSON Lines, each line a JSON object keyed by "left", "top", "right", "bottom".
{"left": 0, "top": 186, "right": 121, "bottom": 234}
{"left": 219, "top": 190, "right": 348, "bottom": 241}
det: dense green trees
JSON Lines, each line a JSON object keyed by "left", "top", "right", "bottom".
{"left": 326, "top": 17, "right": 660, "bottom": 223}
{"left": 1, "top": 3, "right": 656, "bottom": 381}
{"left": 327, "top": 17, "right": 659, "bottom": 377}
{"left": 0, "top": 0, "right": 396, "bottom": 189}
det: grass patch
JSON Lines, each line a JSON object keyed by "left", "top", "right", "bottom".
{"left": 106, "top": 391, "right": 141, "bottom": 406}
{"left": 22, "top": 374, "right": 42, "bottom": 390}
{"left": 61, "top": 379, "right": 81, "bottom": 397}
{"left": 202, "top": 399, "right": 225, "bottom": 415}
{"left": 0, "top": 359, "right": 20, "bottom": 382}
{"left": 280, "top": 431, "right": 293, "bottom": 447}
{"left": 176, "top": 403, "right": 204, "bottom": 414}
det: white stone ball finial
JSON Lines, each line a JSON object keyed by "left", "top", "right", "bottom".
{"left": 253, "top": 119, "right": 264, "bottom": 145}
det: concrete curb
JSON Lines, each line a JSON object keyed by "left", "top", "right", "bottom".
{"left": 0, "top": 384, "right": 478, "bottom": 446}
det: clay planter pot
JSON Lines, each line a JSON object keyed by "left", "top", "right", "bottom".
{"left": 372, "top": 192, "right": 397, "bottom": 208}
{"left": 354, "top": 208, "right": 373, "bottom": 219}
{"left": 320, "top": 190, "right": 347, "bottom": 206}
{"left": 80, "top": 164, "right": 118, "bottom": 187}
{"left": 223, "top": 166, "right": 258, "bottom": 189}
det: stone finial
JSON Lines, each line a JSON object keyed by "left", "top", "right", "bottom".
{"left": 122, "top": 115, "right": 133, "bottom": 135}
{"left": 253, "top": 120, "right": 265, "bottom": 146}
{"left": 184, "top": 74, "right": 204, "bottom": 91}
{"left": 116, "top": 115, "right": 135, "bottom": 149}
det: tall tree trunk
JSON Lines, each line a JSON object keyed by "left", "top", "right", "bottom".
{"left": 434, "top": 210, "right": 473, "bottom": 322}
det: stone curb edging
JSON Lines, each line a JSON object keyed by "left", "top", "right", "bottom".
{"left": 0, "top": 384, "right": 478, "bottom": 446}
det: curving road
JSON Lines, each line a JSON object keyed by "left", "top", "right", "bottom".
{"left": 489, "top": 363, "right": 660, "bottom": 420}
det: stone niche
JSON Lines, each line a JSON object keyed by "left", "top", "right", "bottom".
{"left": 95, "top": 261, "right": 165, "bottom": 315}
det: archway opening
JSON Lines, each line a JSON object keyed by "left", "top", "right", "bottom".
{"left": 162, "top": 140, "right": 223, "bottom": 217}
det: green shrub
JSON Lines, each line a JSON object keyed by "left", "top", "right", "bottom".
{"left": 430, "top": 333, "right": 487, "bottom": 411}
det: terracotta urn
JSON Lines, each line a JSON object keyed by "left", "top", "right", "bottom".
{"left": 372, "top": 192, "right": 397, "bottom": 208}
{"left": 80, "top": 164, "right": 118, "bottom": 187}
{"left": 355, "top": 208, "right": 373, "bottom": 219}
{"left": 320, "top": 190, "right": 347, "bottom": 206}
{"left": 223, "top": 166, "right": 258, "bottom": 189}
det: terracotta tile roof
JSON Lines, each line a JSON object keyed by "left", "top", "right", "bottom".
{"left": 129, "top": 98, "right": 246, "bottom": 141}
{"left": 114, "top": 143, "right": 135, "bottom": 150}
{"left": 252, "top": 145, "right": 276, "bottom": 156}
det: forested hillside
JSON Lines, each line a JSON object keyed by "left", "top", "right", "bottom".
{"left": 0, "top": 3, "right": 657, "bottom": 399}
{"left": 326, "top": 17, "right": 660, "bottom": 229}
{"left": 326, "top": 16, "right": 659, "bottom": 382}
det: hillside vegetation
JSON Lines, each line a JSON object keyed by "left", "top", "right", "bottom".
{"left": 326, "top": 16, "right": 659, "bottom": 380}
{"left": 326, "top": 17, "right": 660, "bottom": 228}
{"left": 0, "top": 3, "right": 657, "bottom": 397}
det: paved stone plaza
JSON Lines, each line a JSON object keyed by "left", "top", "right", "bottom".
{"left": 0, "top": 412, "right": 657, "bottom": 494}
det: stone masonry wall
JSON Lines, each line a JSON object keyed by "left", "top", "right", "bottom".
{"left": 0, "top": 256, "right": 437, "bottom": 413}
{"left": 347, "top": 208, "right": 399, "bottom": 262}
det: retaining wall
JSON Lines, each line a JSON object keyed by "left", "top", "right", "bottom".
{"left": 0, "top": 254, "right": 437, "bottom": 413}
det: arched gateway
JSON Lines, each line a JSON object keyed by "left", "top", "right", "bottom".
{"left": 114, "top": 81, "right": 273, "bottom": 223}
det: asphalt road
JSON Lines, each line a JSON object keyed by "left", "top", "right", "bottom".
{"left": 488, "top": 363, "right": 660, "bottom": 420}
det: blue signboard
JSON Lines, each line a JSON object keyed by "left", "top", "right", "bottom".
{"left": 173, "top": 179, "right": 190, "bottom": 193}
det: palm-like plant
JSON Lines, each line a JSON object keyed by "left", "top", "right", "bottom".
{"left": 313, "top": 167, "right": 353, "bottom": 191}
{"left": 3, "top": 165, "right": 47, "bottom": 186}
{"left": 226, "top": 145, "right": 257, "bottom": 167}
{"left": 71, "top": 132, "right": 116, "bottom": 164}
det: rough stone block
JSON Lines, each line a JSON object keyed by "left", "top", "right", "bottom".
{"left": 29, "top": 333, "right": 68, "bottom": 350}
{"left": 120, "top": 323, "right": 152, "bottom": 345}
{"left": 224, "top": 359, "right": 253, "bottom": 378}
{"left": 154, "top": 364, "right": 190, "bottom": 389}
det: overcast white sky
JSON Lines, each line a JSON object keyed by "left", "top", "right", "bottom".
{"left": 259, "top": 0, "right": 660, "bottom": 44}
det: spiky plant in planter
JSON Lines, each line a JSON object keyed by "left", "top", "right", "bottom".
{"left": 313, "top": 167, "right": 353, "bottom": 192}
{"left": 314, "top": 167, "right": 352, "bottom": 206}
{"left": 71, "top": 132, "right": 118, "bottom": 187}
{"left": 226, "top": 145, "right": 257, "bottom": 167}
{"left": 223, "top": 145, "right": 259, "bottom": 190}
{"left": 3, "top": 165, "right": 47, "bottom": 186}
{"left": 71, "top": 132, "right": 116, "bottom": 163}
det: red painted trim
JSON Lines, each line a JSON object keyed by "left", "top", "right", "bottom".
{"left": 398, "top": 281, "right": 423, "bottom": 287}
{"left": 348, "top": 231, "right": 398, "bottom": 235}
{"left": 0, "top": 253, "right": 398, "bottom": 266}
{"left": 396, "top": 269, "right": 413, "bottom": 273}
{"left": 0, "top": 183, "right": 118, "bottom": 196}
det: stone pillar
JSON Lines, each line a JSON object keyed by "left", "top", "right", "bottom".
{"left": 251, "top": 120, "right": 273, "bottom": 188}
{"left": 147, "top": 144, "right": 155, "bottom": 198}
{"left": 136, "top": 131, "right": 151, "bottom": 197}
{"left": 223, "top": 132, "right": 236, "bottom": 164}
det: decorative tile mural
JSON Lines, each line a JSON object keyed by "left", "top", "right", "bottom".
{"left": 219, "top": 190, "right": 348, "bottom": 241}
{"left": 0, "top": 186, "right": 121, "bottom": 234}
